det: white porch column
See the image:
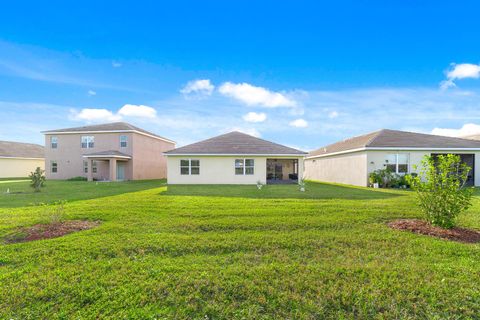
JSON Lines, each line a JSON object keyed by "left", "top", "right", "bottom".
{"left": 87, "top": 158, "right": 94, "bottom": 182}
{"left": 109, "top": 158, "right": 117, "bottom": 181}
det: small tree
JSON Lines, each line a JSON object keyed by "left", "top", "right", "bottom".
{"left": 406, "top": 154, "right": 473, "bottom": 229}
{"left": 29, "top": 167, "right": 46, "bottom": 192}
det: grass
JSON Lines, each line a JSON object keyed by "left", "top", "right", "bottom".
{"left": 1, "top": 180, "right": 480, "bottom": 318}
{"left": 0, "top": 179, "right": 166, "bottom": 208}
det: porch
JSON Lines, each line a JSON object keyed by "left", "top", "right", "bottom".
{"left": 266, "top": 158, "right": 300, "bottom": 184}
{"left": 83, "top": 151, "right": 132, "bottom": 182}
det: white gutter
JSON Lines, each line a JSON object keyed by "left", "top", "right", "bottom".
{"left": 164, "top": 153, "right": 307, "bottom": 157}
{"left": 306, "top": 147, "right": 480, "bottom": 160}
{"left": 0, "top": 156, "right": 45, "bottom": 160}
{"left": 42, "top": 130, "right": 176, "bottom": 144}
{"left": 82, "top": 155, "right": 132, "bottom": 159}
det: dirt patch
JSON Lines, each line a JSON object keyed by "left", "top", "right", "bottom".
{"left": 388, "top": 219, "right": 480, "bottom": 243}
{"left": 4, "top": 220, "right": 100, "bottom": 244}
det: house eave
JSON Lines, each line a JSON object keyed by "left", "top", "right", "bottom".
{"left": 164, "top": 153, "right": 307, "bottom": 157}
{"left": 0, "top": 156, "right": 45, "bottom": 160}
{"left": 306, "top": 147, "right": 480, "bottom": 160}
{"left": 42, "top": 130, "right": 176, "bottom": 144}
{"left": 82, "top": 155, "right": 132, "bottom": 159}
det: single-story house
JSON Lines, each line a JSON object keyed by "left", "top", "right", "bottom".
{"left": 42, "top": 122, "right": 175, "bottom": 181}
{"left": 164, "top": 131, "right": 307, "bottom": 184}
{"left": 304, "top": 129, "right": 480, "bottom": 187}
{"left": 0, "top": 140, "right": 44, "bottom": 178}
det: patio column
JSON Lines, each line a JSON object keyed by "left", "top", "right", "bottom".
{"left": 87, "top": 158, "right": 94, "bottom": 182}
{"left": 109, "top": 158, "right": 117, "bottom": 181}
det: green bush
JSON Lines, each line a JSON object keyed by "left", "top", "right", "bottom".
{"left": 406, "top": 154, "right": 473, "bottom": 229}
{"left": 67, "top": 176, "right": 88, "bottom": 181}
{"left": 29, "top": 167, "right": 46, "bottom": 192}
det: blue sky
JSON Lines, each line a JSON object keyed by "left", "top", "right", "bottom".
{"left": 2, "top": 1, "right": 480, "bottom": 150}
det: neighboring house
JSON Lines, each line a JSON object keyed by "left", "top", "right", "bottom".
{"left": 164, "top": 131, "right": 307, "bottom": 184}
{"left": 0, "top": 141, "right": 44, "bottom": 178}
{"left": 42, "top": 122, "right": 175, "bottom": 181}
{"left": 305, "top": 129, "right": 480, "bottom": 187}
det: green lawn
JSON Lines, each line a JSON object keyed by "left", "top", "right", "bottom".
{"left": 1, "top": 180, "right": 480, "bottom": 319}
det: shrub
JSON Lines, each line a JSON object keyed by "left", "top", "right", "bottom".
{"left": 368, "top": 171, "right": 382, "bottom": 186}
{"left": 29, "top": 167, "right": 46, "bottom": 192}
{"left": 406, "top": 154, "right": 473, "bottom": 229}
{"left": 67, "top": 176, "right": 88, "bottom": 181}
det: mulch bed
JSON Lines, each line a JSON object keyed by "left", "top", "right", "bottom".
{"left": 4, "top": 220, "right": 100, "bottom": 244}
{"left": 388, "top": 219, "right": 480, "bottom": 243}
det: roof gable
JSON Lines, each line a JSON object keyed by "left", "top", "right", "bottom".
{"left": 309, "top": 129, "right": 480, "bottom": 157}
{"left": 165, "top": 131, "right": 306, "bottom": 155}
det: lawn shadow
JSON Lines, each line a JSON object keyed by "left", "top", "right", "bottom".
{"left": 159, "top": 181, "right": 404, "bottom": 200}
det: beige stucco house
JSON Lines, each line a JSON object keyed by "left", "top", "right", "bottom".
{"left": 164, "top": 131, "right": 307, "bottom": 185}
{"left": 305, "top": 129, "right": 480, "bottom": 187}
{"left": 43, "top": 122, "right": 175, "bottom": 181}
{"left": 0, "top": 141, "right": 44, "bottom": 178}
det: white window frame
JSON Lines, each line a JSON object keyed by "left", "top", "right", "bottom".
{"left": 235, "top": 158, "right": 255, "bottom": 175}
{"left": 180, "top": 159, "right": 200, "bottom": 175}
{"left": 83, "top": 160, "right": 88, "bottom": 173}
{"left": 81, "top": 136, "right": 95, "bottom": 149}
{"left": 50, "top": 136, "right": 58, "bottom": 149}
{"left": 51, "top": 161, "right": 58, "bottom": 173}
{"left": 92, "top": 160, "right": 97, "bottom": 173}
{"left": 120, "top": 135, "right": 128, "bottom": 148}
{"left": 385, "top": 153, "right": 409, "bottom": 174}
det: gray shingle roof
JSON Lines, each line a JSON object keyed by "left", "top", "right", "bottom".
{"left": 165, "top": 131, "right": 307, "bottom": 155}
{"left": 0, "top": 141, "right": 44, "bottom": 158}
{"left": 43, "top": 122, "right": 174, "bottom": 143}
{"left": 309, "top": 129, "right": 480, "bottom": 157}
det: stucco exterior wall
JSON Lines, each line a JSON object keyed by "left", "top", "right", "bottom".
{"left": 132, "top": 133, "right": 175, "bottom": 180}
{"left": 45, "top": 131, "right": 174, "bottom": 180}
{"left": 305, "top": 149, "right": 480, "bottom": 187}
{"left": 304, "top": 151, "right": 368, "bottom": 186}
{"left": 167, "top": 156, "right": 304, "bottom": 184}
{"left": 367, "top": 150, "right": 480, "bottom": 186}
{"left": 44, "top": 132, "right": 134, "bottom": 180}
{"left": 0, "top": 158, "right": 44, "bottom": 178}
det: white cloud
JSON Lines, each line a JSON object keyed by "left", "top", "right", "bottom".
{"left": 441, "top": 63, "right": 480, "bottom": 89}
{"left": 243, "top": 112, "right": 267, "bottom": 123}
{"left": 118, "top": 104, "right": 157, "bottom": 118}
{"left": 431, "top": 123, "right": 480, "bottom": 138}
{"left": 218, "top": 82, "right": 297, "bottom": 108}
{"left": 70, "top": 108, "right": 121, "bottom": 122}
{"left": 70, "top": 104, "right": 157, "bottom": 123}
{"left": 112, "top": 61, "right": 122, "bottom": 68}
{"left": 87, "top": 90, "right": 96, "bottom": 96}
{"left": 328, "top": 111, "right": 339, "bottom": 119}
{"left": 181, "top": 79, "right": 214, "bottom": 96}
{"left": 289, "top": 118, "right": 308, "bottom": 128}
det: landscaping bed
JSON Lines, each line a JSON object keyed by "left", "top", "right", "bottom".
{"left": 388, "top": 219, "right": 480, "bottom": 243}
{"left": 4, "top": 220, "right": 100, "bottom": 244}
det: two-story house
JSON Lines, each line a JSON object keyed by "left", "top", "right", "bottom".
{"left": 42, "top": 122, "right": 175, "bottom": 181}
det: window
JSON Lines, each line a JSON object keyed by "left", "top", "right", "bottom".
{"left": 83, "top": 161, "right": 88, "bottom": 173}
{"left": 235, "top": 159, "right": 254, "bottom": 175}
{"left": 385, "top": 153, "right": 409, "bottom": 174}
{"left": 51, "top": 136, "right": 58, "bottom": 149}
{"left": 51, "top": 161, "right": 58, "bottom": 173}
{"left": 92, "top": 160, "right": 97, "bottom": 173}
{"left": 120, "top": 135, "right": 128, "bottom": 148}
{"left": 81, "top": 136, "right": 94, "bottom": 148}
{"left": 180, "top": 159, "right": 200, "bottom": 175}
